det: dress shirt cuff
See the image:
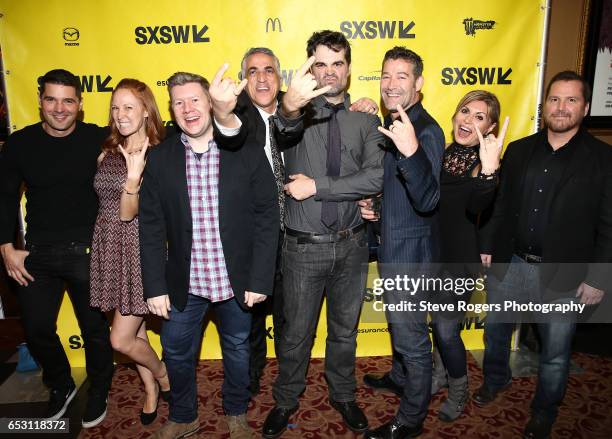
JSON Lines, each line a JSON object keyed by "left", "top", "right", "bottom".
{"left": 313, "top": 176, "right": 330, "bottom": 200}
{"left": 276, "top": 109, "right": 305, "bottom": 127}
{"left": 214, "top": 116, "right": 242, "bottom": 136}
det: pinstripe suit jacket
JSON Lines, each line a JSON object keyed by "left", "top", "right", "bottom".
{"left": 378, "top": 102, "right": 445, "bottom": 265}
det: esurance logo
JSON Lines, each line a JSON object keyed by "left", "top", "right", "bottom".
{"left": 134, "top": 24, "right": 209, "bottom": 44}
{"left": 340, "top": 20, "right": 415, "bottom": 39}
{"left": 463, "top": 18, "right": 495, "bottom": 36}
{"left": 441, "top": 67, "right": 512, "bottom": 85}
{"left": 63, "top": 27, "right": 79, "bottom": 46}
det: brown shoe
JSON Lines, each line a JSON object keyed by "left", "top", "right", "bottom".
{"left": 225, "top": 414, "right": 253, "bottom": 439}
{"left": 151, "top": 418, "right": 200, "bottom": 439}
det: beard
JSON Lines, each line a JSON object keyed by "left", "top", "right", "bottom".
{"left": 544, "top": 111, "right": 582, "bottom": 133}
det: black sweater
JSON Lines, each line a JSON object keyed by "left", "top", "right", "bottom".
{"left": 0, "top": 121, "right": 107, "bottom": 244}
{"left": 439, "top": 142, "right": 497, "bottom": 276}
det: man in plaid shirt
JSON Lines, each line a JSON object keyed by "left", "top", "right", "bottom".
{"left": 139, "top": 71, "right": 279, "bottom": 439}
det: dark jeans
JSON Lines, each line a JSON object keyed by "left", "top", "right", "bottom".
{"left": 384, "top": 287, "right": 432, "bottom": 427}
{"left": 484, "top": 255, "right": 577, "bottom": 423}
{"left": 161, "top": 295, "right": 252, "bottom": 423}
{"left": 17, "top": 242, "right": 113, "bottom": 393}
{"left": 430, "top": 273, "right": 474, "bottom": 379}
{"left": 272, "top": 230, "right": 368, "bottom": 408}
{"left": 431, "top": 320, "right": 467, "bottom": 379}
{"left": 250, "top": 231, "right": 284, "bottom": 382}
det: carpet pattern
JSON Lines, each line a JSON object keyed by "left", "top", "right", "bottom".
{"left": 79, "top": 353, "right": 612, "bottom": 438}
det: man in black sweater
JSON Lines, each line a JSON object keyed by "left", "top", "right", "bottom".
{"left": 0, "top": 70, "right": 113, "bottom": 427}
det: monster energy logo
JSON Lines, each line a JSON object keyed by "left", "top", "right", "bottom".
{"left": 463, "top": 18, "right": 496, "bottom": 36}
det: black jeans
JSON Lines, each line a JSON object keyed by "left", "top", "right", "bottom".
{"left": 249, "top": 231, "right": 285, "bottom": 382}
{"left": 18, "top": 242, "right": 114, "bottom": 393}
{"left": 273, "top": 230, "right": 368, "bottom": 408}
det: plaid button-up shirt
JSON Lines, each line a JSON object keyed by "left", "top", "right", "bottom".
{"left": 182, "top": 133, "right": 234, "bottom": 302}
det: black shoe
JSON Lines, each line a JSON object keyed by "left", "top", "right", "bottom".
{"left": 472, "top": 381, "right": 511, "bottom": 407}
{"left": 140, "top": 386, "right": 160, "bottom": 426}
{"left": 365, "top": 418, "right": 423, "bottom": 438}
{"left": 523, "top": 416, "right": 553, "bottom": 439}
{"left": 330, "top": 399, "right": 368, "bottom": 432}
{"left": 160, "top": 387, "right": 171, "bottom": 403}
{"left": 82, "top": 390, "right": 108, "bottom": 428}
{"left": 363, "top": 373, "right": 403, "bottom": 396}
{"left": 45, "top": 383, "right": 77, "bottom": 420}
{"left": 262, "top": 405, "right": 298, "bottom": 439}
{"left": 140, "top": 408, "right": 157, "bottom": 426}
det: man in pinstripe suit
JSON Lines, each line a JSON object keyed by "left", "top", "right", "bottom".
{"left": 361, "top": 47, "right": 445, "bottom": 439}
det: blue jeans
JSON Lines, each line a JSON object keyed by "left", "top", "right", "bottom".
{"left": 272, "top": 231, "right": 368, "bottom": 408}
{"left": 380, "top": 282, "right": 431, "bottom": 426}
{"left": 484, "top": 255, "right": 577, "bottom": 423}
{"left": 161, "top": 295, "right": 252, "bottom": 423}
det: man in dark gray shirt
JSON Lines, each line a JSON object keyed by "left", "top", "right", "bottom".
{"left": 262, "top": 30, "right": 385, "bottom": 439}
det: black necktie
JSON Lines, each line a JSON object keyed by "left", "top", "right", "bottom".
{"left": 321, "top": 102, "right": 344, "bottom": 229}
{"left": 269, "top": 116, "right": 286, "bottom": 230}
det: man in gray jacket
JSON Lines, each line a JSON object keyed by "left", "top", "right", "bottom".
{"left": 262, "top": 30, "right": 385, "bottom": 439}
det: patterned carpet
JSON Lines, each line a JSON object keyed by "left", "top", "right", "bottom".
{"left": 79, "top": 353, "right": 612, "bottom": 438}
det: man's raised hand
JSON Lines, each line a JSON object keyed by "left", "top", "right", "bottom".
{"left": 209, "top": 63, "right": 247, "bottom": 126}
{"left": 378, "top": 105, "right": 419, "bottom": 158}
{"left": 281, "top": 56, "right": 331, "bottom": 117}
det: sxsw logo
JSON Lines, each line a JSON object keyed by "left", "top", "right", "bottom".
{"left": 266, "top": 17, "right": 282, "bottom": 32}
{"left": 134, "top": 25, "right": 209, "bottom": 44}
{"left": 78, "top": 75, "right": 113, "bottom": 92}
{"left": 63, "top": 27, "right": 79, "bottom": 46}
{"left": 463, "top": 18, "right": 495, "bottom": 36}
{"left": 340, "top": 20, "right": 415, "bottom": 39}
{"left": 441, "top": 67, "right": 512, "bottom": 85}
{"left": 280, "top": 69, "right": 297, "bottom": 88}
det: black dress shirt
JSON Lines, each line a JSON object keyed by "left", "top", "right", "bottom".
{"left": 516, "top": 133, "right": 577, "bottom": 255}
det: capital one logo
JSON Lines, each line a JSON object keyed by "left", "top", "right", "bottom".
{"left": 266, "top": 17, "right": 282, "bottom": 33}
{"left": 63, "top": 27, "right": 79, "bottom": 46}
{"left": 463, "top": 18, "right": 495, "bottom": 36}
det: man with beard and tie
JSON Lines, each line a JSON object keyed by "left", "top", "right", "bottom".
{"left": 256, "top": 30, "right": 385, "bottom": 438}
{"left": 474, "top": 71, "right": 612, "bottom": 439}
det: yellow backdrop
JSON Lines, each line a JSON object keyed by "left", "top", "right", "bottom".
{"left": 0, "top": 0, "right": 546, "bottom": 366}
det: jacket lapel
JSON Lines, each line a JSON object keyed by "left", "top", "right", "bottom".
{"left": 169, "top": 137, "right": 192, "bottom": 225}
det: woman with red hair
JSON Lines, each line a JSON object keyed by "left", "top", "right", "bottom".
{"left": 89, "top": 78, "right": 169, "bottom": 426}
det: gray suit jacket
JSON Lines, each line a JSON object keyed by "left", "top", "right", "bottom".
{"left": 275, "top": 95, "right": 385, "bottom": 233}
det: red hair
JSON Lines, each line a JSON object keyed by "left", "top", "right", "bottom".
{"left": 102, "top": 78, "right": 165, "bottom": 154}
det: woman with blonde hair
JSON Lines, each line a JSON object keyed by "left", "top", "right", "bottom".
{"left": 431, "top": 89, "right": 509, "bottom": 422}
{"left": 90, "top": 78, "right": 169, "bottom": 426}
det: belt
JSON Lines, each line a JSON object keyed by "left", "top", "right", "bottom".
{"left": 516, "top": 252, "right": 542, "bottom": 264}
{"left": 285, "top": 223, "right": 365, "bottom": 244}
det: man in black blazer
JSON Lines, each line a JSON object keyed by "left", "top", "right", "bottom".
{"left": 139, "top": 71, "right": 278, "bottom": 439}
{"left": 475, "top": 71, "right": 612, "bottom": 439}
{"left": 212, "top": 47, "right": 286, "bottom": 397}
